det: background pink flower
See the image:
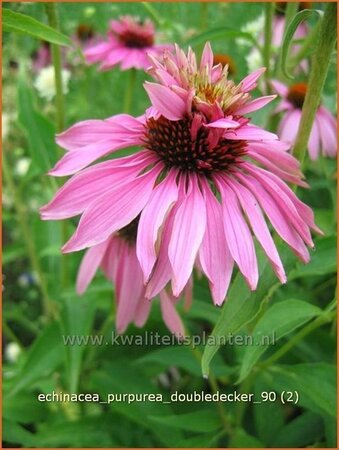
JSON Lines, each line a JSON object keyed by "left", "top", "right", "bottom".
{"left": 84, "top": 15, "right": 171, "bottom": 71}
{"left": 272, "top": 80, "right": 337, "bottom": 160}
{"left": 41, "top": 43, "right": 321, "bottom": 307}
{"left": 76, "top": 220, "right": 190, "bottom": 336}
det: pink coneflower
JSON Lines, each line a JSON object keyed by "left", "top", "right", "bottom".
{"left": 84, "top": 15, "right": 170, "bottom": 71}
{"left": 41, "top": 43, "right": 321, "bottom": 306}
{"left": 76, "top": 218, "right": 189, "bottom": 336}
{"left": 272, "top": 80, "right": 337, "bottom": 160}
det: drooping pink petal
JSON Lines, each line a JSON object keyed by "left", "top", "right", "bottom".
{"left": 169, "top": 174, "right": 206, "bottom": 296}
{"left": 84, "top": 41, "right": 114, "bottom": 63}
{"left": 198, "top": 178, "right": 234, "bottom": 305}
{"left": 236, "top": 95, "right": 277, "bottom": 115}
{"left": 144, "top": 82, "right": 187, "bottom": 120}
{"left": 62, "top": 165, "right": 162, "bottom": 253}
{"left": 226, "top": 177, "right": 286, "bottom": 283}
{"left": 308, "top": 117, "right": 320, "bottom": 160}
{"left": 159, "top": 290, "right": 185, "bottom": 338}
{"left": 133, "top": 297, "right": 152, "bottom": 328}
{"left": 317, "top": 107, "right": 337, "bottom": 157}
{"left": 76, "top": 239, "right": 110, "bottom": 295}
{"left": 245, "top": 163, "right": 314, "bottom": 247}
{"left": 236, "top": 171, "right": 310, "bottom": 263}
{"left": 41, "top": 152, "right": 157, "bottom": 220}
{"left": 116, "top": 245, "right": 145, "bottom": 334}
{"left": 214, "top": 174, "right": 258, "bottom": 291}
{"left": 137, "top": 169, "right": 178, "bottom": 283}
{"left": 278, "top": 109, "right": 301, "bottom": 145}
{"left": 99, "top": 47, "right": 129, "bottom": 70}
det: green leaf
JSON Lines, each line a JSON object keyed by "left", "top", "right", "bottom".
{"left": 289, "top": 236, "right": 336, "bottom": 279}
{"left": 3, "top": 391, "right": 49, "bottom": 424}
{"left": 229, "top": 428, "right": 264, "bottom": 448}
{"left": 3, "top": 9, "right": 71, "bottom": 46}
{"left": 265, "top": 363, "right": 336, "bottom": 419}
{"left": 253, "top": 378, "right": 284, "bottom": 445}
{"left": 201, "top": 246, "right": 297, "bottom": 377}
{"left": 186, "top": 27, "right": 257, "bottom": 47}
{"left": 271, "top": 412, "right": 324, "bottom": 447}
{"left": 238, "top": 299, "right": 321, "bottom": 382}
{"left": 149, "top": 410, "right": 221, "bottom": 433}
{"left": 17, "top": 77, "right": 58, "bottom": 176}
{"left": 60, "top": 295, "right": 96, "bottom": 392}
{"left": 8, "top": 321, "right": 64, "bottom": 396}
{"left": 3, "top": 420, "right": 37, "bottom": 447}
{"left": 281, "top": 9, "right": 323, "bottom": 79}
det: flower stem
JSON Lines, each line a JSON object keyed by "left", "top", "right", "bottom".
{"left": 123, "top": 68, "right": 137, "bottom": 114}
{"left": 292, "top": 3, "right": 337, "bottom": 164}
{"left": 275, "top": 2, "right": 298, "bottom": 78}
{"left": 263, "top": 2, "right": 275, "bottom": 93}
{"left": 3, "top": 151, "right": 57, "bottom": 320}
{"left": 45, "top": 2, "right": 69, "bottom": 288}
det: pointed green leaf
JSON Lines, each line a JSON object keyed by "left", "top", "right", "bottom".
{"left": 3, "top": 9, "right": 71, "bottom": 46}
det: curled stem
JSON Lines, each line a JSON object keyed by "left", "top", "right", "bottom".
{"left": 292, "top": 3, "right": 337, "bottom": 164}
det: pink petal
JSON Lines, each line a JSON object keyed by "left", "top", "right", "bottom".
{"left": 214, "top": 175, "right": 258, "bottom": 291}
{"left": 224, "top": 124, "right": 277, "bottom": 141}
{"left": 278, "top": 109, "right": 301, "bottom": 145}
{"left": 308, "top": 117, "right": 320, "bottom": 160}
{"left": 133, "top": 297, "right": 152, "bottom": 328}
{"left": 198, "top": 179, "right": 234, "bottom": 305}
{"left": 240, "top": 68, "right": 266, "bottom": 92}
{"left": 100, "top": 47, "right": 129, "bottom": 70}
{"left": 236, "top": 95, "right": 277, "bottom": 115}
{"left": 144, "top": 82, "right": 186, "bottom": 120}
{"left": 169, "top": 175, "right": 206, "bottom": 296}
{"left": 76, "top": 239, "right": 110, "bottom": 294}
{"left": 160, "top": 290, "right": 185, "bottom": 338}
{"left": 62, "top": 165, "right": 162, "bottom": 253}
{"left": 84, "top": 41, "right": 113, "bottom": 63}
{"left": 271, "top": 80, "right": 289, "bottom": 97}
{"left": 205, "top": 117, "right": 241, "bottom": 129}
{"left": 41, "top": 152, "right": 156, "bottom": 220}
{"left": 200, "top": 42, "right": 213, "bottom": 72}
{"left": 245, "top": 164, "right": 314, "bottom": 247}
{"left": 317, "top": 108, "right": 337, "bottom": 157}
{"left": 236, "top": 170, "right": 310, "bottom": 263}
{"left": 226, "top": 177, "right": 286, "bottom": 283}
{"left": 116, "top": 245, "right": 145, "bottom": 334}
{"left": 137, "top": 169, "right": 178, "bottom": 283}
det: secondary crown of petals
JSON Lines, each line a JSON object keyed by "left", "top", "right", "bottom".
{"left": 145, "top": 42, "right": 273, "bottom": 125}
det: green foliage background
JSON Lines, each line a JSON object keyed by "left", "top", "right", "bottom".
{"left": 2, "top": 2, "right": 337, "bottom": 448}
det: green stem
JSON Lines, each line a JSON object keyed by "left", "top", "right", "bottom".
{"left": 123, "top": 68, "right": 137, "bottom": 114}
{"left": 260, "top": 310, "right": 337, "bottom": 369}
{"left": 290, "top": 20, "right": 321, "bottom": 68}
{"left": 45, "top": 2, "right": 69, "bottom": 288}
{"left": 3, "top": 152, "right": 57, "bottom": 320}
{"left": 292, "top": 3, "right": 337, "bottom": 164}
{"left": 263, "top": 3, "right": 275, "bottom": 93}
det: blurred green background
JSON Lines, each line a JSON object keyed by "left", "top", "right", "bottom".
{"left": 2, "top": 2, "right": 337, "bottom": 448}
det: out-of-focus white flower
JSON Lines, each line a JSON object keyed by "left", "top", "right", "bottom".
{"left": 15, "top": 157, "right": 31, "bottom": 177}
{"left": 34, "top": 65, "right": 71, "bottom": 101}
{"left": 18, "top": 271, "right": 38, "bottom": 288}
{"left": 237, "top": 14, "right": 265, "bottom": 46}
{"left": 5, "top": 342, "right": 22, "bottom": 363}
{"left": 2, "top": 113, "right": 13, "bottom": 141}
{"left": 245, "top": 47, "right": 264, "bottom": 73}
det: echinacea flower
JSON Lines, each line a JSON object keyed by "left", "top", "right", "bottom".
{"left": 41, "top": 43, "right": 321, "bottom": 307}
{"left": 77, "top": 218, "right": 189, "bottom": 336}
{"left": 272, "top": 80, "right": 337, "bottom": 159}
{"left": 84, "top": 15, "right": 170, "bottom": 71}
